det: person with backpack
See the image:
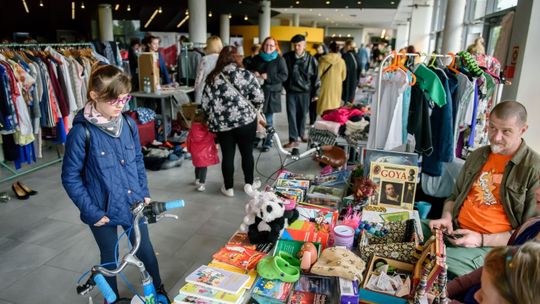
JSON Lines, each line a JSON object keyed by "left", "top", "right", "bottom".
{"left": 61, "top": 65, "right": 169, "bottom": 302}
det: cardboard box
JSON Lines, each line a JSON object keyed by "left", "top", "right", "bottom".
{"left": 138, "top": 52, "right": 160, "bottom": 92}
{"left": 360, "top": 256, "right": 414, "bottom": 304}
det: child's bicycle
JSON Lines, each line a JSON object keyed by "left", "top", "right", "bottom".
{"left": 76, "top": 200, "right": 184, "bottom": 304}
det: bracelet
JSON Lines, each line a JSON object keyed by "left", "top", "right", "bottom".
{"left": 480, "top": 234, "right": 484, "bottom": 247}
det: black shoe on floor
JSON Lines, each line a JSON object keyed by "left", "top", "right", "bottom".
{"left": 261, "top": 146, "right": 270, "bottom": 152}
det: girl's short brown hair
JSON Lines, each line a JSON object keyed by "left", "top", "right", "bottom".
{"left": 87, "top": 64, "right": 131, "bottom": 102}
{"left": 484, "top": 242, "right": 540, "bottom": 304}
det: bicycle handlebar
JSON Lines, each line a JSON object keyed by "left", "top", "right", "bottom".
{"left": 266, "top": 126, "right": 323, "bottom": 161}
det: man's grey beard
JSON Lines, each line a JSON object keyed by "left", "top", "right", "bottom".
{"left": 491, "top": 144, "right": 504, "bottom": 154}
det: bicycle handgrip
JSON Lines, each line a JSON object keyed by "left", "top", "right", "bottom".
{"left": 165, "top": 200, "right": 184, "bottom": 210}
{"left": 94, "top": 273, "right": 117, "bottom": 303}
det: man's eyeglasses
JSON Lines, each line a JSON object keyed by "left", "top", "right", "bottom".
{"left": 108, "top": 95, "right": 132, "bottom": 106}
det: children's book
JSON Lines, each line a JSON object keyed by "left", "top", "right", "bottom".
{"left": 174, "top": 293, "right": 220, "bottom": 304}
{"left": 276, "top": 178, "right": 311, "bottom": 192}
{"left": 251, "top": 277, "right": 293, "bottom": 301}
{"left": 185, "top": 265, "right": 250, "bottom": 294}
{"left": 178, "top": 283, "right": 245, "bottom": 304}
{"left": 212, "top": 245, "right": 266, "bottom": 270}
{"left": 207, "top": 259, "right": 257, "bottom": 289}
{"left": 287, "top": 291, "right": 329, "bottom": 304}
{"left": 227, "top": 232, "right": 256, "bottom": 250}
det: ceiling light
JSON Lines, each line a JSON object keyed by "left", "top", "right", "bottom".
{"left": 326, "top": 1, "right": 330, "bottom": 4}
{"left": 391, "top": 1, "right": 395, "bottom": 4}
{"left": 338, "top": 34, "right": 342, "bottom": 37}
{"left": 71, "top": 1, "right": 75, "bottom": 19}
{"left": 39, "top": 0, "right": 44, "bottom": 7}
{"left": 229, "top": 13, "right": 232, "bottom": 19}
{"left": 347, "top": 34, "right": 351, "bottom": 37}
{"left": 115, "top": 4, "right": 120, "bottom": 11}
{"left": 145, "top": 8, "right": 160, "bottom": 28}
{"left": 332, "top": 34, "right": 335, "bottom": 37}
{"left": 21, "top": 0, "right": 29, "bottom": 13}
{"left": 208, "top": 11, "right": 212, "bottom": 17}
{"left": 244, "top": 15, "right": 248, "bottom": 20}
{"left": 185, "top": 9, "right": 189, "bottom": 15}
{"left": 357, "top": 1, "right": 362, "bottom": 4}
{"left": 239, "top": 0, "right": 242, "bottom": 3}
{"left": 158, "top": 6, "right": 162, "bottom": 14}
{"left": 381, "top": 29, "right": 386, "bottom": 38}
{"left": 127, "top": 5, "right": 131, "bottom": 11}
{"left": 176, "top": 15, "right": 189, "bottom": 28}
{"left": 81, "top": 1, "right": 85, "bottom": 9}
{"left": 296, "top": 1, "right": 300, "bottom": 4}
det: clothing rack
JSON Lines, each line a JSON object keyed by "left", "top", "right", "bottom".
{"left": 0, "top": 42, "right": 92, "bottom": 184}
{"left": 374, "top": 52, "right": 457, "bottom": 148}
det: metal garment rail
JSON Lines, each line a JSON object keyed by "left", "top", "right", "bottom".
{"left": 0, "top": 42, "right": 92, "bottom": 184}
{"left": 373, "top": 52, "right": 456, "bottom": 148}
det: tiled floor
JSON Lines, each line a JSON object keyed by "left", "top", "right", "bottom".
{"left": 0, "top": 108, "right": 320, "bottom": 303}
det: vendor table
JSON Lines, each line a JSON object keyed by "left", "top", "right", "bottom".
{"left": 131, "top": 86, "right": 194, "bottom": 141}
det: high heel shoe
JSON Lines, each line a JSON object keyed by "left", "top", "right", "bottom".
{"left": 16, "top": 181, "right": 38, "bottom": 195}
{"left": 12, "top": 183, "right": 29, "bottom": 200}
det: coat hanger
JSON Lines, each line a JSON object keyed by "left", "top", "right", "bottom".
{"left": 446, "top": 52, "right": 460, "bottom": 74}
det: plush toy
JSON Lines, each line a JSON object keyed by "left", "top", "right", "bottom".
{"left": 248, "top": 195, "right": 286, "bottom": 244}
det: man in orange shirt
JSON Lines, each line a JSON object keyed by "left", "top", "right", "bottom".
{"left": 426, "top": 101, "right": 540, "bottom": 278}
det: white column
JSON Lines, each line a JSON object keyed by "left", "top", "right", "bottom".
{"left": 312, "top": 21, "right": 318, "bottom": 28}
{"left": 293, "top": 14, "right": 300, "bottom": 27}
{"left": 259, "top": 0, "right": 271, "bottom": 42}
{"left": 188, "top": 0, "right": 207, "bottom": 44}
{"left": 501, "top": 0, "right": 540, "bottom": 151}
{"left": 97, "top": 4, "right": 113, "bottom": 42}
{"left": 409, "top": 0, "right": 434, "bottom": 53}
{"left": 441, "top": 0, "right": 466, "bottom": 53}
{"left": 395, "top": 22, "right": 410, "bottom": 51}
{"left": 324, "top": 26, "right": 329, "bottom": 37}
{"left": 220, "top": 14, "right": 230, "bottom": 45}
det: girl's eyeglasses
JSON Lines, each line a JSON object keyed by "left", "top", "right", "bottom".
{"left": 108, "top": 95, "right": 132, "bottom": 106}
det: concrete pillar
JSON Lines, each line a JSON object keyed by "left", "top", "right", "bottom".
{"left": 500, "top": 0, "right": 540, "bottom": 151}
{"left": 188, "top": 0, "right": 207, "bottom": 44}
{"left": 409, "top": 0, "right": 434, "bottom": 52}
{"left": 395, "top": 22, "right": 410, "bottom": 51}
{"left": 293, "top": 14, "right": 300, "bottom": 27}
{"left": 312, "top": 21, "right": 318, "bottom": 28}
{"left": 220, "top": 14, "right": 230, "bottom": 45}
{"left": 441, "top": 0, "right": 466, "bottom": 53}
{"left": 97, "top": 4, "right": 113, "bottom": 42}
{"left": 259, "top": 0, "right": 271, "bottom": 42}
{"left": 324, "top": 26, "right": 329, "bottom": 37}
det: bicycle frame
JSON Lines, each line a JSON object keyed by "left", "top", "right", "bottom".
{"left": 77, "top": 200, "right": 183, "bottom": 304}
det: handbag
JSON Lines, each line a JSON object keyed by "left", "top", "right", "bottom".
{"left": 220, "top": 73, "right": 267, "bottom": 137}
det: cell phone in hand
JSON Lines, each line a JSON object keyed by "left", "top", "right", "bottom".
{"left": 444, "top": 232, "right": 463, "bottom": 240}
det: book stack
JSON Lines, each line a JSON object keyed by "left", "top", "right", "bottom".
{"left": 174, "top": 265, "right": 251, "bottom": 304}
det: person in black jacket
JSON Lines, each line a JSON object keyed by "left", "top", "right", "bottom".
{"left": 246, "top": 37, "right": 288, "bottom": 152}
{"left": 282, "top": 34, "right": 321, "bottom": 148}
{"left": 342, "top": 40, "right": 361, "bottom": 104}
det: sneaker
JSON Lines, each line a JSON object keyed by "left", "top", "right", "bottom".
{"left": 196, "top": 184, "right": 206, "bottom": 192}
{"left": 244, "top": 179, "right": 261, "bottom": 194}
{"left": 261, "top": 146, "right": 270, "bottom": 152}
{"left": 194, "top": 179, "right": 201, "bottom": 186}
{"left": 221, "top": 186, "right": 234, "bottom": 197}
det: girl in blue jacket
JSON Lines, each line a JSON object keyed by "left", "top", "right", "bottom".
{"left": 61, "top": 65, "right": 167, "bottom": 302}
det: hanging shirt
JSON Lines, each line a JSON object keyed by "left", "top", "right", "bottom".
{"left": 457, "top": 152, "right": 513, "bottom": 234}
{"left": 414, "top": 64, "right": 446, "bottom": 107}
{"left": 401, "top": 71, "right": 413, "bottom": 144}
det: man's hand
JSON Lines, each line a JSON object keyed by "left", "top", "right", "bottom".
{"left": 311, "top": 96, "right": 319, "bottom": 102}
{"left": 447, "top": 229, "right": 482, "bottom": 248}
{"left": 94, "top": 216, "right": 110, "bottom": 227}
{"left": 261, "top": 73, "right": 268, "bottom": 80}
{"left": 429, "top": 213, "right": 453, "bottom": 234}
{"left": 144, "top": 197, "right": 152, "bottom": 205}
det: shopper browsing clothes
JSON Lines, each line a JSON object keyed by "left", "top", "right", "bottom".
{"left": 202, "top": 46, "right": 264, "bottom": 197}
{"left": 426, "top": 101, "right": 540, "bottom": 278}
{"left": 317, "top": 42, "right": 346, "bottom": 115}
{"left": 282, "top": 34, "right": 320, "bottom": 148}
{"left": 61, "top": 65, "right": 168, "bottom": 301}
{"left": 186, "top": 110, "right": 220, "bottom": 192}
{"left": 246, "top": 36, "right": 288, "bottom": 152}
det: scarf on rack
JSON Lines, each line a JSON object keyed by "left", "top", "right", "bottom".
{"left": 83, "top": 102, "right": 123, "bottom": 138}
{"left": 260, "top": 50, "right": 278, "bottom": 62}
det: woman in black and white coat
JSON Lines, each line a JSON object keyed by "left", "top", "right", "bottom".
{"left": 201, "top": 46, "right": 264, "bottom": 197}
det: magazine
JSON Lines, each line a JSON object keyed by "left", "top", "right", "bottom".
{"left": 251, "top": 277, "right": 293, "bottom": 301}
{"left": 369, "top": 162, "right": 419, "bottom": 210}
{"left": 363, "top": 149, "right": 418, "bottom": 177}
{"left": 178, "top": 283, "right": 245, "bottom": 304}
{"left": 185, "top": 265, "right": 250, "bottom": 294}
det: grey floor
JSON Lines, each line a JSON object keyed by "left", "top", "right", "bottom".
{"left": 0, "top": 108, "right": 320, "bottom": 303}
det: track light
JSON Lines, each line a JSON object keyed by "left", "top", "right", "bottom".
{"left": 71, "top": 1, "right": 75, "bottom": 19}
{"left": 228, "top": 13, "right": 232, "bottom": 19}
{"left": 208, "top": 11, "right": 213, "bottom": 17}
{"left": 145, "top": 8, "right": 160, "bottom": 28}
{"left": 244, "top": 15, "right": 248, "bottom": 20}
{"left": 81, "top": 1, "right": 85, "bottom": 9}
{"left": 158, "top": 6, "right": 162, "bottom": 14}
{"left": 21, "top": 0, "right": 30, "bottom": 13}
{"left": 115, "top": 4, "right": 120, "bottom": 11}
{"left": 176, "top": 15, "right": 189, "bottom": 28}
{"left": 39, "top": 0, "right": 44, "bottom": 7}
{"left": 127, "top": 5, "right": 131, "bottom": 11}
